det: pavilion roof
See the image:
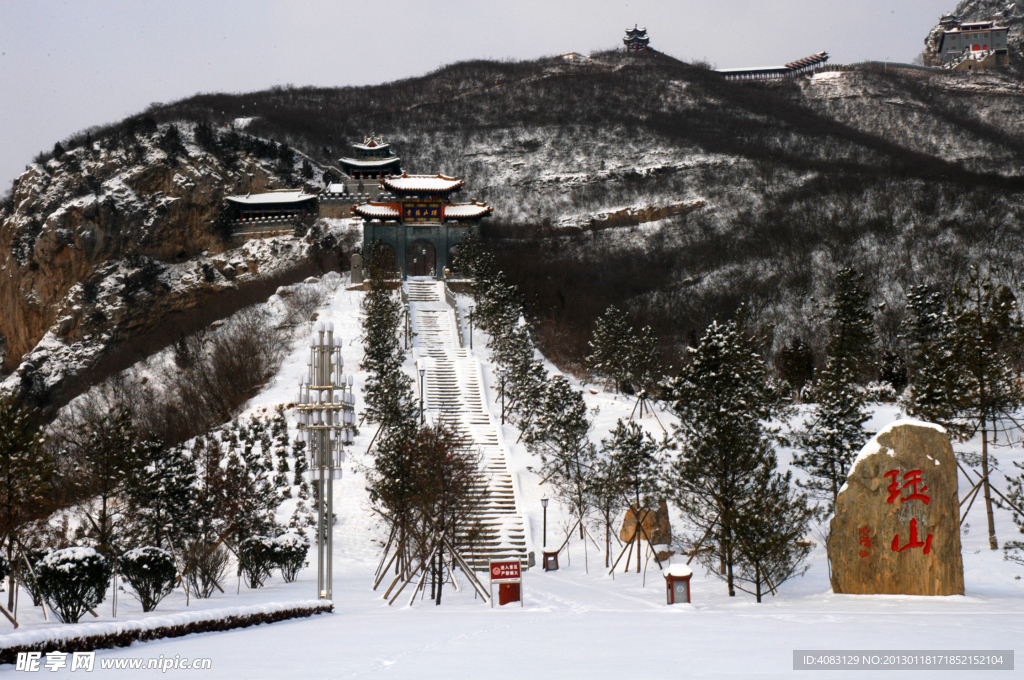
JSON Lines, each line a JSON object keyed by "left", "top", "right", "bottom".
{"left": 383, "top": 173, "right": 465, "bottom": 193}
{"left": 353, "top": 202, "right": 401, "bottom": 219}
{"left": 225, "top": 190, "right": 317, "bottom": 205}
{"left": 444, "top": 202, "right": 493, "bottom": 219}
{"left": 338, "top": 156, "right": 401, "bottom": 168}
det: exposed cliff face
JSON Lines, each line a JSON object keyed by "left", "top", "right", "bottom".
{"left": 0, "top": 121, "right": 330, "bottom": 414}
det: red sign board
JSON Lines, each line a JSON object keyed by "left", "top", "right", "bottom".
{"left": 490, "top": 560, "right": 521, "bottom": 583}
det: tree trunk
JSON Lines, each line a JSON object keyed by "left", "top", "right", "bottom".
{"left": 755, "top": 562, "right": 762, "bottom": 603}
{"left": 981, "top": 422, "right": 998, "bottom": 550}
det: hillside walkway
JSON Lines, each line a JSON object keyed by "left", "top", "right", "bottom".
{"left": 403, "top": 277, "right": 530, "bottom": 570}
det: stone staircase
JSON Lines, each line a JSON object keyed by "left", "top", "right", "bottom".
{"left": 404, "top": 278, "right": 530, "bottom": 570}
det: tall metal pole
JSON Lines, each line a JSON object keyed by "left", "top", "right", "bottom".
{"left": 293, "top": 320, "right": 356, "bottom": 601}
{"left": 468, "top": 307, "right": 474, "bottom": 350}
{"left": 419, "top": 368, "right": 426, "bottom": 424}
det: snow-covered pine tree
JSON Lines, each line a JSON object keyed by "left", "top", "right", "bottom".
{"left": 360, "top": 242, "right": 408, "bottom": 430}
{"left": 0, "top": 398, "right": 54, "bottom": 609}
{"left": 665, "top": 318, "right": 790, "bottom": 597}
{"left": 774, "top": 338, "right": 815, "bottom": 400}
{"left": 733, "top": 469, "right": 815, "bottom": 602}
{"left": 902, "top": 285, "right": 958, "bottom": 422}
{"left": 1005, "top": 460, "right": 1024, "bottom": 569}
{"left": 589, "top": 458, "right": 626, "bottom": 568}
{"left": 525, "top": 376, "right": 597, "bottom": 545}
{"left": 72, "top": 408, "right": 143, "bottom": 557}
{"left": 945, "top": 265, "right": 1023, "bottom": 551}
{"left": 625, "top": 325, "right": 663, "bottom": 396}
{"left": 586, "top": 305, "right": 631, "bottom": 391}
{"left": 601, "top": 419, "right": 664, "bottom": 572}
{"left": 793, "top": 357, "right": 870, "bottom": 512}
{"left": 124, "top": 441, "right": 199, "bottom": 553}
{"left": 823, "top": 267, "right": 877, "bottom": 383}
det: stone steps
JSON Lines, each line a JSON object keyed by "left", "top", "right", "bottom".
{"left": 404, "top": 280, "right": 531, "bottom": 570}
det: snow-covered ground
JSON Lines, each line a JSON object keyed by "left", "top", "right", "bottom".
{"left": 6, "top": 278, "right": 1024, "bottom": 678}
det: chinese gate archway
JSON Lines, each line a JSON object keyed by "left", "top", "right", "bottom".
{"left": 407, "top": 240, "right": 436, "bottom": 277}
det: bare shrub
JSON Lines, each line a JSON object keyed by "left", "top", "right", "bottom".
{"left": 182, "top": 541, "right": 230, "bottom": 599}
{"left": 282, "top": 283, "right": 329, "bottom": 325}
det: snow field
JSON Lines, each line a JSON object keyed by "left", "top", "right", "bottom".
{"left": 5, "top": 278, "right": 1024, "bottom": 678}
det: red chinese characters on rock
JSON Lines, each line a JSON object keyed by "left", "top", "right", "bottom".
{"left": 858, "top": 526, "right": 872, "bottom": 558}
{"left": 885, "top": 469, "right": 930, "bottom": 505}
{"left": 885, "top": 469, "right": 934, "bottom": 555}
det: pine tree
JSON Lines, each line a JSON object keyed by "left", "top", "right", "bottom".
{"left": 124, "top": 441, "right": 198, "bottom": 553}
{"left": 902, "top": 285, "right": 958, "bottom": 421}
{"left": 0, "top": 398, "right": 54, "bottom": 609}
{"left": 665, "top": 318, "right": 790, "bottom": 597}
{"left": 586, "top": 305, "right": 632, "bottom": 391}
{"left": 589, "top": 458, "right": 626, "bottom": 568}
{"left": 625, "top": 324, "right": 663, "bottom": 396}
{"left": 824, "top": 268, "right": 877, "bottom": 382}
{"left": 733, "top": 469, "right": 815, "bottom": 602}
{"left": 775, "top": 338, "right": 815, "bottom": 399}
{"left": 793, "top": 357, "right": 870, "bottom": 512}
{"left": 525, "top": 377, "right": 597, "bottom": 543}
{"left": 947, "top": 266, "right": 1023, "bottom": 550}
{"left": 601, "top": 419, "right": 664, "bottom": 572}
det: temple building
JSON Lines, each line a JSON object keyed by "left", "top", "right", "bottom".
{"left": 353, "top": 172, "right": 492, "bottom": 278}
{"left": 936, "top": 16, "right": 1009, "bottom": 68}
{"left": 319, "top": 135, "right": 400, "bottom": 217}
{"left": 338, "top": 135, "right": 402, "bottom": 181}
{"left": 225, "top": 189, "right": 317, "bottom": 223}
{"left": 624, "top": 25, "right": 650, "bottom": 51}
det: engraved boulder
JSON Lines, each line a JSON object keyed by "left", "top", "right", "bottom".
{"left": 828, "top": 420, "right": 964, "bottom": 595}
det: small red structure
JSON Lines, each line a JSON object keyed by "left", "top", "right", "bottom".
{"left": 542, "top": 550, "right": 559, "bottom": 571}
{"left": 489, "top": 559, "right": 523, "bottom": 607}
{"left": 664, "top": 564, "right": 693, "bottom": 605}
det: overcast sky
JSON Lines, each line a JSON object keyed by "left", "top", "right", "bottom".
{"left": 1, "top": 0, "right": 956, "bottom": 190}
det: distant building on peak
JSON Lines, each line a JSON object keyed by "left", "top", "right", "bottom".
{"left": 624, "top": 25, "right": 650, "bottom": 51}
{"left": 930, "top": 15, "right": 1010, "bottom": 69}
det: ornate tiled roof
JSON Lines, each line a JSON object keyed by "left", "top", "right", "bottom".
{"left": 444, "top": 203, "right": 493, "bottom": 219}
{"left": 352, "top": 203, "right": 401, "bottom": 219}
{"left": 383, "top": 173, "right": 465, "bottom": 194}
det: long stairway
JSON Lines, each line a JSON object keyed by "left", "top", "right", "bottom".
{"left": 405, "top": 278, "right": 530, "bottom": 570}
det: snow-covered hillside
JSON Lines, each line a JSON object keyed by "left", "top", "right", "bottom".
{"left": 8, "top": 277, "right": 1024, "bottom": 679}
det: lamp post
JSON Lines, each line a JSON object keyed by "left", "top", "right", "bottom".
{"left": 541, "top": 496, "right": 549, "bottom": 548}
{"left": 293, "top": 321, "right": 356, "bottom": 600}
{"left": 419, "top": 366, "right": 427, "bottom": 424}
{"left": 468, "top": 305, "right": 475, "bottom": 350}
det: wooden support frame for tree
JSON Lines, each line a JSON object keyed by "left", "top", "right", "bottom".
{"left": 607, "top": 507, "right": 665, "bottom": 577}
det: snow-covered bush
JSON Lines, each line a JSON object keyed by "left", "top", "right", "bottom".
{"left": 35, "top": 547, "right": 112, "bottom": 623}
{"left": 863, "top": 381, "right": 898, "bottom": 403}
{"left": 238, "top": 536, "right": 276, "bottom": 588}
{"left": 18, "top": 547, "right": 51, "bottom": 606}
{"left": 118, "top": 547, "right": 177, "bottom": 612}
{"left": 271, "top": 533, "right": 309, "bottom": 583}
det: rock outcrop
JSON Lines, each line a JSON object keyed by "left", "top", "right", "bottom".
{"left": 0, "top": 121, "right": 334, "bottom": 414}
{"left": 828, "top": 421, "right": 964, "bottom": 596}
{"left": 619, "top": 499, "right": 672, "bottom": 545}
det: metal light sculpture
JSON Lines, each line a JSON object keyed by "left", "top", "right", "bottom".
{"left": 294, "top": 321, "right": 356, "bottom": 600}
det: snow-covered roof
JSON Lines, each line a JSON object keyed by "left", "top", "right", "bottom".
{"left": 338, "top": 156, "right": 401, "bottom": 168}
{"left": 226, "top": 190, "right": 316, "bottom": 205}
{"left": 353, "top": 203, "right": 400, "bottom": 218}
{"left": 663, "top": 564, "right": 692, "bottom": 578}
{"left": 383, "top": 173, "right": 465, "bottom": 193}
{"left": 326, "top": 183, "right": 347, "bottom": 194}
{"left": 445, "top": 203, "right": 493, "bottom": 219}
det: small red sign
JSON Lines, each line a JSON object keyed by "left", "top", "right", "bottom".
{"left": 490, "top": 560, "right": 521, "bottom": 582}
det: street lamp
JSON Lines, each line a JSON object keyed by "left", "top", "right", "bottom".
{"left": 419, "top": 366, "right": 427, "bottom": 424}
{"left": 541, "top": 496, "right": 549, "bottom": 548}
{"left": 293, "top": 321, "right": 356, "bottom": 600}
{"left": 468, "top": 305, "right": 475, "bottom": 350}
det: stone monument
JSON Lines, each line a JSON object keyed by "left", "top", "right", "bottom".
{"left": 828, "top": 420, "right": 964, "bottom": 596}
{"left": 350, "top": 252, "right": 363, "bottom": 285}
